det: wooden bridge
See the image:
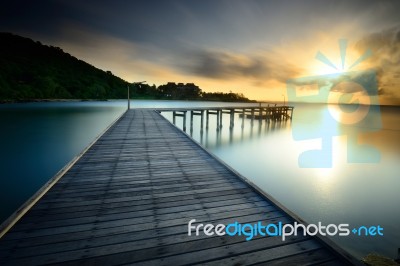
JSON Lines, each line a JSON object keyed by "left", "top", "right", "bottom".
{"left": 0, "top": 109, "right": 360, "bottom": 265}
{"left": 157, "top": 105, "right": 294, "bottom": 131}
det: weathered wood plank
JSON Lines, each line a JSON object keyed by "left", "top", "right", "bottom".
{"left": 0, "top": 212, "right": 290, "bottom": 253}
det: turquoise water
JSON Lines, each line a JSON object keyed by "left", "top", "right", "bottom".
{"left": 0, "top": 100, "right": 399, "bottom": 260}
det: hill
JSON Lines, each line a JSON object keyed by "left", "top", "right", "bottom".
{"left": 0, "top": 33, "right": 253, "bottom": 102}
{"left": 0, "top": 32, "right": 129, "bottom": 101}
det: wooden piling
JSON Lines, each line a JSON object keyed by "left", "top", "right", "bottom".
{"left": 190, "top": 111, "right": 194, "bottom": 130}
{"left": 200, "top": 110, "right": 204, "bottom": 131}
{"left": 229, "top": 109, "right": 234, "bottom": 129}
{"left": 241, "top": 109, "right": 245, "bottom": 128}
{"left": 183, "top": 111, "right": 186, "bottom": 131}
{"left": 216, "top": 110, "right": 220, "bottom": 130}
{"left": 219, "top": 109, "right": 223, "bottom": 129}
{"left": 206, "top": 110, "right": 209, "bottom": 129}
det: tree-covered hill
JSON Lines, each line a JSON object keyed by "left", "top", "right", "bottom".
{"left": 0, "top": 32, "right": 129, "bottom": 100}
{"left": 0, "top": 33, "right": 253, "bottom": 102}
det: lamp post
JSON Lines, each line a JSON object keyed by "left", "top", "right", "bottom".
{"left": 282, "top": 94, "right": 286, "bottom": 106}
{"left": 128, "top": 81, "right": 146, "bottom": 110}
{"left": 127, "top": 85, "right": 130, "bottom": 110}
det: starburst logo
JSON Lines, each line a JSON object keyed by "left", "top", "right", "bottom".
{"left": 287, "top": 39, "right": 381, "bottom": 168}
{"left": 315, "top": 39, "right": 372, "bottom": 72}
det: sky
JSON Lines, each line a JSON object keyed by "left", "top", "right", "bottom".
{"left": 1, "top": 0, "right": 400, "bottom": 104}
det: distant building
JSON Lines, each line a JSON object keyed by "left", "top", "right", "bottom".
{"left": 159, "top": 82, "right": 201, "bottom": 99}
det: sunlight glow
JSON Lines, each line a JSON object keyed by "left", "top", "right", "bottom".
{"left": 310, "top": 63, "right": 346, "bottom": 76}
{"left": 313, "top": 136, "right": 346, "bottom": 180}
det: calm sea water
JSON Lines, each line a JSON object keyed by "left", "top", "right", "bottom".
{"left": 0, "top": 100, "right": 399, "bottom": 260}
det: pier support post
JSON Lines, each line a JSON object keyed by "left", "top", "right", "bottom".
{"left": 219, "top": 110, "right": 223, "bottom": 129}
{"left": 229, "top": 109, "right": 234, "bottom": 129}
{"left": 251, "top": 109, "right": 254, "bottom": 126}
{"left": 173, "top": 111, "right": 176, "bottom": 124}
{"left": 241, "top": 109, "right": 245, "bottom": 128}
{"left": 200, "top": 110, "right": 204, "bottom": 131}
{"left": 190, "top": 111, "right": 194, "bottom": 130}
{"left": 183, "top": 111, "right": 187, "bottom": 132}
{"left": 219, "top": 110, "right": 223, "bottom": 128}
{"left": 206, "top": 110, "right": 209, "bottom": 129}
{"left": 216, "top": 110, "right": 220, "bottom": 130}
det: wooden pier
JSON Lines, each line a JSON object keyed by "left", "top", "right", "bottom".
{"left": 0, "top": 109, "right": 359, "bottom": 265}
{"left": 158, "top": 105, "right": 294, "bottom": 132}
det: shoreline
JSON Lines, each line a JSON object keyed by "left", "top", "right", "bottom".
{"left": 0, "top": 98, "right": 257, "bottom": 105}
{"left": 0, "top": 99, "right": 109, "bottom": 104}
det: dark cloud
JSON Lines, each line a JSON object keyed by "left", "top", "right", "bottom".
{"left": 0, "top": 0, "right": 71, "bottom": 37}
{"left": 356, "top": 26, "right": 400, "bottom": 59}
{"left": 179, "top": 49, "right": 301, "bottom": 84}
{"left": 330, "top": 82, "right": 363, "bottom": 94}
{"left": 355, "top": 25, "right": 400, "bottom": 99}
{"left": 6, "top": 0, "right": 400, "bottom": 60}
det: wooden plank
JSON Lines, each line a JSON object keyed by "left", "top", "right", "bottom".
{"left": 0, "top": 212, "right": 289, "bottom": 252}
{"left": 1, "top": 218, "right": 294, "bottom": 262}
{"left": 255, "top": 248, "right": 338, "bottom": 265}
{"left": 4, "top": 228, "right": 307, "bottom": 265}
{"left": 25, "top": 195, "right": 265, "bottom": 220}
{"left": 13, "top": 201, "right": 271, "bottom": 231}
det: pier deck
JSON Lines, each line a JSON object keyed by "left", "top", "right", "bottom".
{"left": 0, "top": 109, "right": 358, "bottom": 265}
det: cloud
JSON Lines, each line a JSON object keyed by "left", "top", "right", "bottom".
{"left": 177, "top": 49, "right": 302, "bottom": 85}
{"left": 33, "top": 25, "right": 190, "bottom": 86}
{"left": 355, "top": 25, "right": 400, "bottom": 100}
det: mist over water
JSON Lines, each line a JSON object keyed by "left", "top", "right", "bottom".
{"left": 161, "top": 102, "right": 400, "bottom": 259}
{"left": 0, "top": 100, "right": 399, "bottom": 259}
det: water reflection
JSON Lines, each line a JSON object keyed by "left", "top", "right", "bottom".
{"left": 0, "top": 102, "right": 127, "bottom": 222}
{"left": 163, "top": 111, "right": 291, "bottom": 149}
